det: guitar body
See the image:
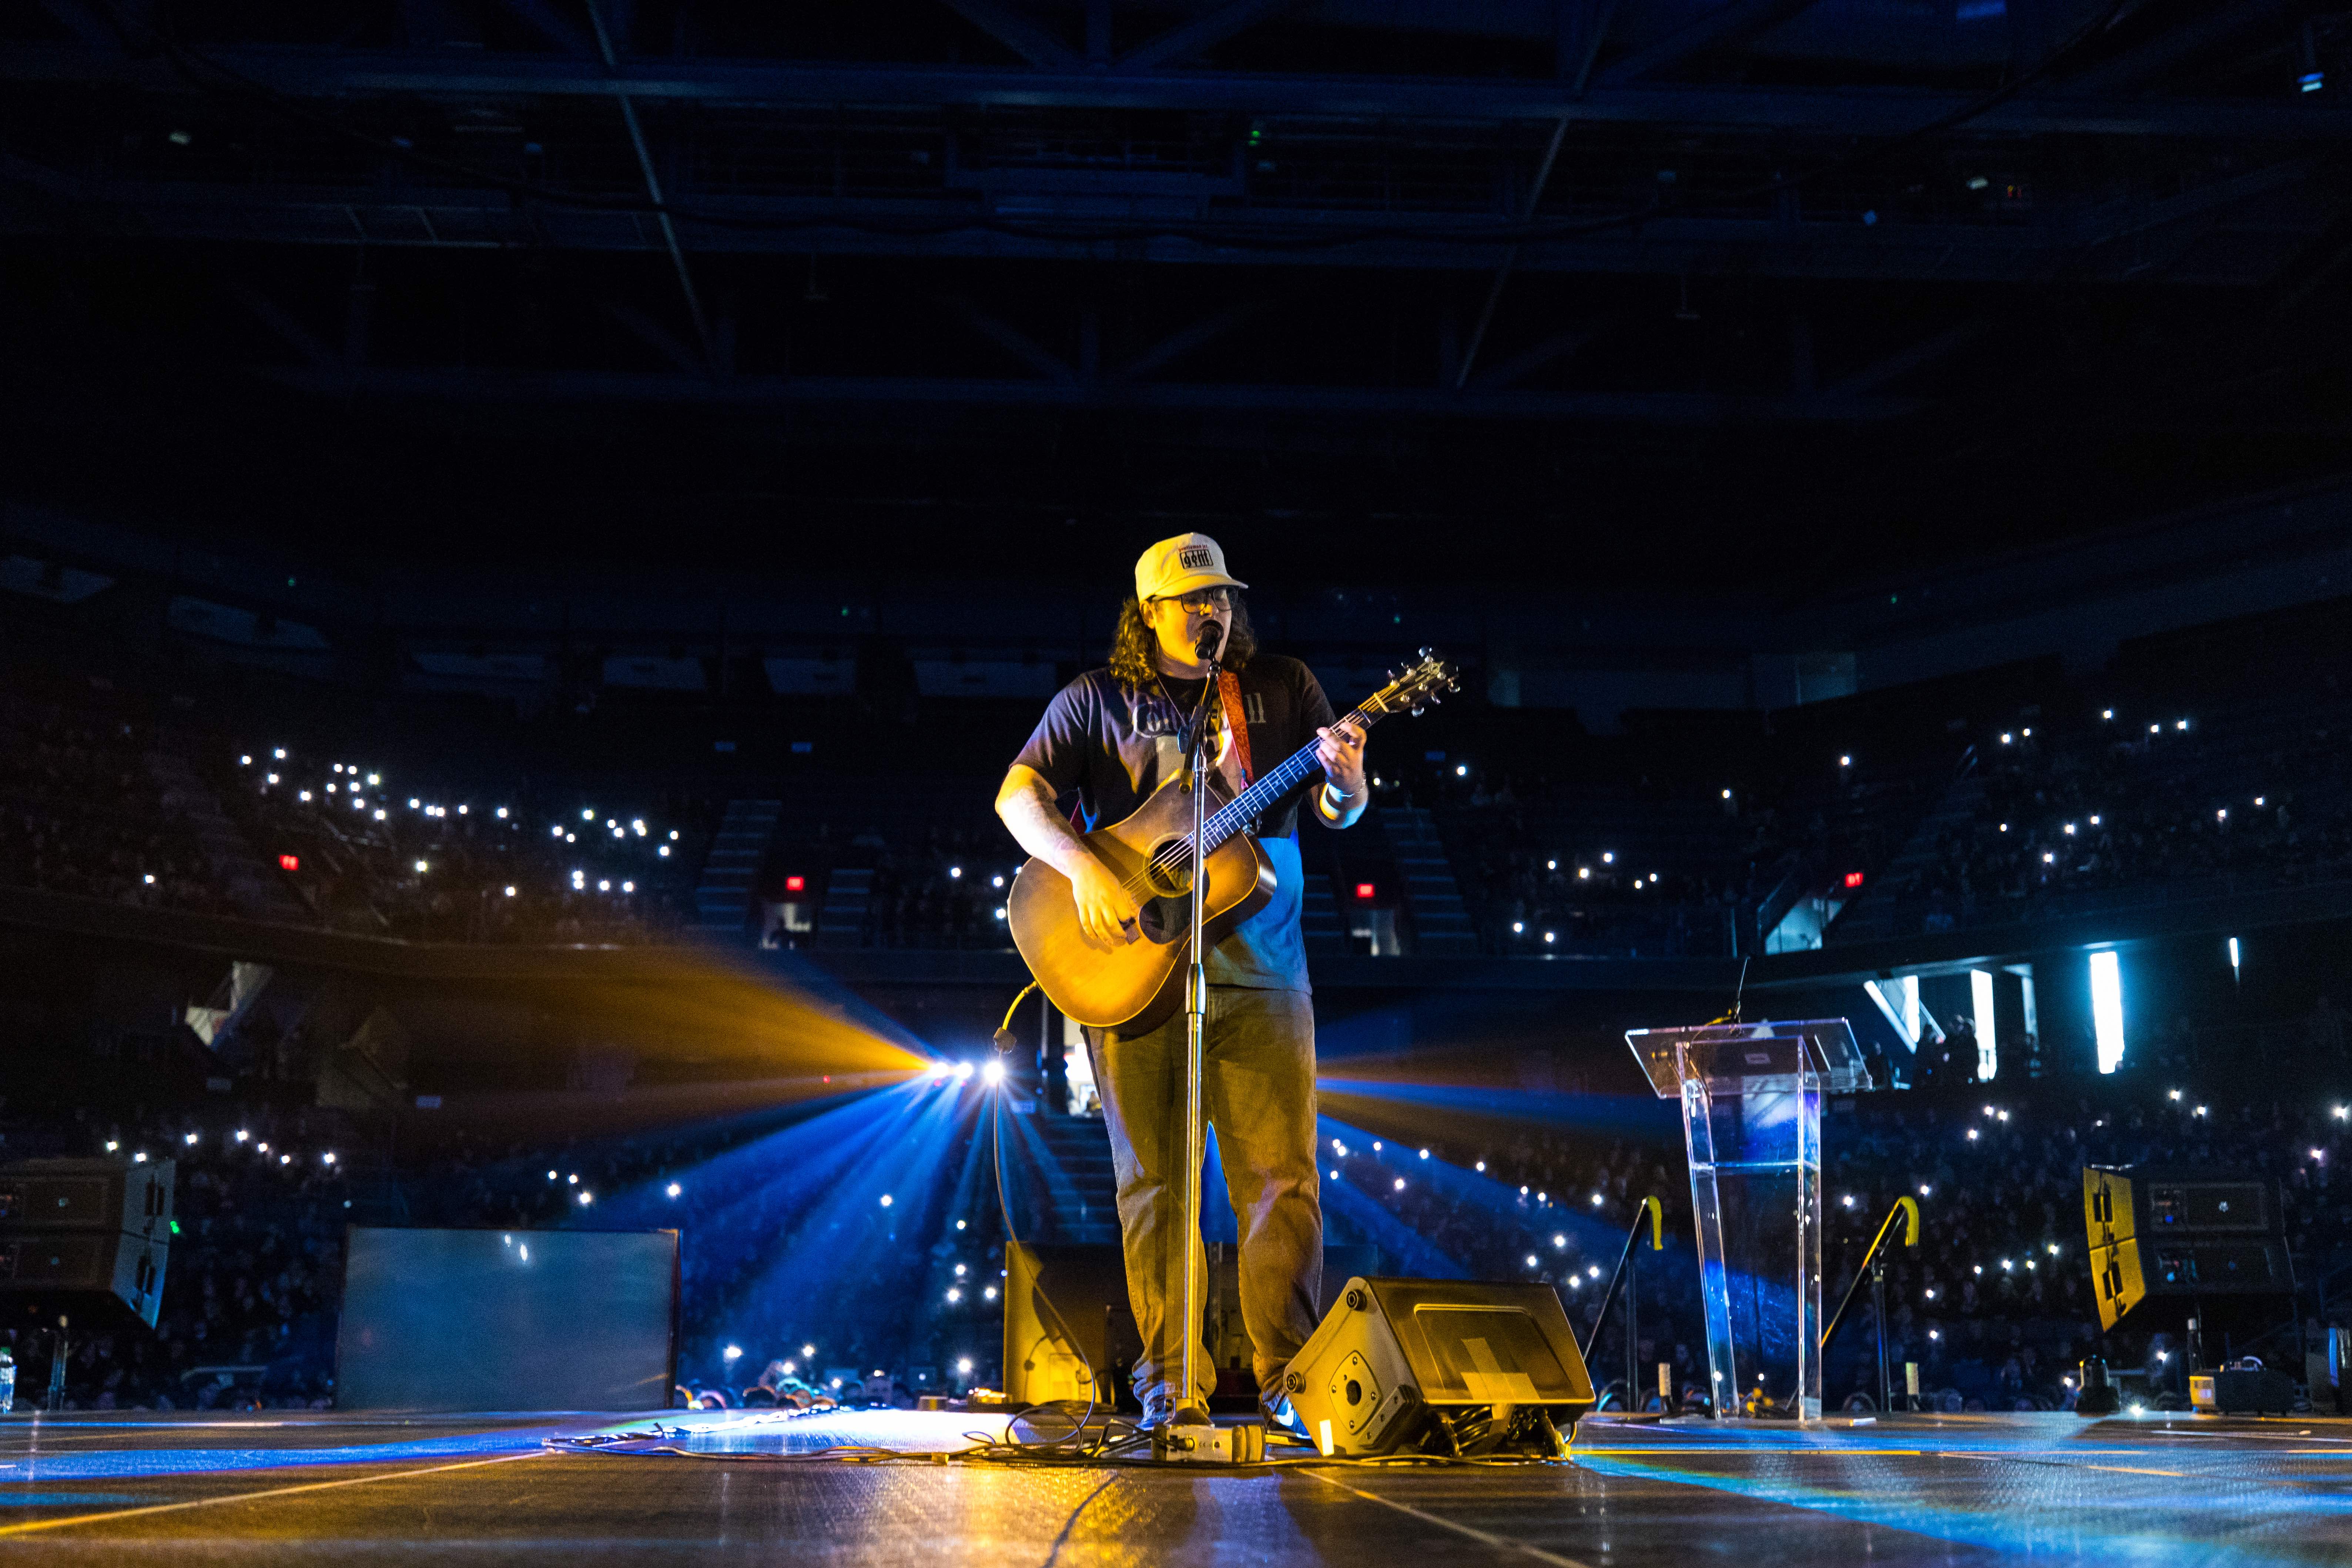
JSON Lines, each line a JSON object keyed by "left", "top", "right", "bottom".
{"left": 1008, "top": 771, "right": 1277, "bottom": 1035}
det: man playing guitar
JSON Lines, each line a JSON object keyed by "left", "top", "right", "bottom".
{"left": 995, "top": 533, "right": 1368, "bottom": 1433}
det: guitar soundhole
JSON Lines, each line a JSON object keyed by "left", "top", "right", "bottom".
{"left": 1142, "top": 841, "right": 1195, "bottom": 900}
{"left": 1135, "top": 842, "right": 1202, "bottom": 944}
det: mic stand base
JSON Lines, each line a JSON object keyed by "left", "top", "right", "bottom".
{"left": 1155, "top": 1416, "right": 1267, "bottom": 1465}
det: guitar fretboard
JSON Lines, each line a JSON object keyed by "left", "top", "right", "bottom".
{"left": 1196, "top": 700, "right": 1385, "bottom": 852}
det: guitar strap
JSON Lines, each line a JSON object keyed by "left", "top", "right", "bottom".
{"left": 1216, "top": 670, "right": 1254, "bottom": 790}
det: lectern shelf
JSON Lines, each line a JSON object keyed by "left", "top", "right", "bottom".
{"left": 1624, "top": 1020, "right": 1874, "bottom": 1421}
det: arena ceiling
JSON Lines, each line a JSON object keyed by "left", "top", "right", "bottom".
{"left": 2, "top": 0, "right": 2349, "bottom": 590}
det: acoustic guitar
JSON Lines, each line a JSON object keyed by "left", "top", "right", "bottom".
{"left": 1008, "top": 652, "right": 1460, "bottom": 1033}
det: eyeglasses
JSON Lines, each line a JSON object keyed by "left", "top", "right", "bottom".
{"left": 1152, "top": 588, "right": 1233, "bottom": 614}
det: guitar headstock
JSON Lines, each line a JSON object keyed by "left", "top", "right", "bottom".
{"left": 1362, "top": 649, "right": 1460, "bottom": 719}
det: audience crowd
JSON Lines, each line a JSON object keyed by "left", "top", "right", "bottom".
{"left": 216, "top": 744, "right": 705, "bottom": 944}
{"left": 0, "top": 693, "right": 240, "bottom": 918}
{"left": 9, "top": 1019, "right": 2343, "bottom": 1416}
{"left": 1847, "top": 696, "right": 2352, "bottom": 939}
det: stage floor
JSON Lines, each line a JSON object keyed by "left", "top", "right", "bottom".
{"left": 0, "top": 1407, "right": 2343, "bottom": 1563}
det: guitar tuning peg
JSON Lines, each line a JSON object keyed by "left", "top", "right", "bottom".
{"left": 1410, "top": 705, "right": 1423, "bottom": 717}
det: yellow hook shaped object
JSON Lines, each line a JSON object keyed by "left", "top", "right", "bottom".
{"left": 1643, "top": 1194, "right": 1664, "bottom": 1251}
{"left": 1897, "top": 1194, "right": 1920, "bottom": 1247}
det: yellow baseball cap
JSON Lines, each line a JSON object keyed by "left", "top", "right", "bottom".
{"left": 1134, "top": 533, "right": 1248, "bottom": 602}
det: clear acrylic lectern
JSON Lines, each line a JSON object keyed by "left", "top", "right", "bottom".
{"left": 1625, "top": 1019, "right": 1872, "bottom": 1420}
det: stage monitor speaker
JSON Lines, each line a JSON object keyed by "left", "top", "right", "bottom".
{"left": 1004, "top": 1243, "right": 1387, "bottom": 1407}
{"left": 0, "top": 1159, "right": 174, "bottom": 1239}
{"left": 0, "top": 1228, "right": 169, "bottom": 1328}
{"left": 2084, "top": 1166, "right": 2288, "bottom": 1331}
{"left": 0, "top": 1159, "right": 175, "bottom": 1329}
{"left": 1282, "top": 1277, "right": 1593, "bottom": 1456}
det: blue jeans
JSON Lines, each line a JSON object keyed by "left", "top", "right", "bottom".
{"left": 1088, "top": 986, "right": 1323, "bottom": 1409}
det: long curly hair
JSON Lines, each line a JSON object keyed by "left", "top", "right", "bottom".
{"left": 1107, "top": 594, "right": 1256, "bottom": 690}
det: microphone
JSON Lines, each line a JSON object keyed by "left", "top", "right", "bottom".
{"left": 1194, "top": 620, "right": 1224, "bottom": 665}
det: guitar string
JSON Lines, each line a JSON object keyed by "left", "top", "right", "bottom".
{"left": 1107, "top": 694, "right": 1392, "bottom": 906}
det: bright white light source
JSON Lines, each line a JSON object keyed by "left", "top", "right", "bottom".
{"left": 1526, "top": 1255, "right": 1539, "bottom": 1268}
{"left": 946, "top": 1288, "right": 961, "bottom": 1303}
{"left": 1919, "top": 1184, "right": 1931, "bottom": 1197}
{"left": 577, "top": 1191, "right": 592, "bottom": 1205}
{"left": 949, "top": 866, "right": 962, "bottom": 879}
{"left": 2228, "top": 937, "right": 2241, "bottom": 979}
{"left": 880, "top": 1194, "right": 894, "bottom": 1207}
{"left": 724, "top": 1345, "right": 743, "bottom": 1362}
{"left": 1589, "top": 1192, "right": 1603, "bottom": 1206}
{"left": 1554, "top": 1234, "right": 1567, "bottom": 1248}
{"left": 666, "top": 1183, "right": 682, "bottom": 1197}
{"left": 1971, "top": 969, "right": 1997, "bottom": 1081}
{"left": 1602, "top": 852, "right": 1614, "bottom": 864}
{"left": 982, "top": 1060, "right": 1006, "bottom": 1085}
{"left": 1393, "top": 1178, "right": 1405, "bottom": 1191}
{"left": 415, "top": 860, "right": 429, "bottom": 873}
{"left": 2089, "top": 950, "right": 2126, "bottom": 1074}
{"left": 957, "top": 1358, "right": 973, "bottom": 1375}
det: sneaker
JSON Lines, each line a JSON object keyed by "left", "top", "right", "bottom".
{"left": 1259, "top": 1391, "right": 1312, "bottom": 1444}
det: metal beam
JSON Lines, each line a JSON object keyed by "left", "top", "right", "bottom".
{"left": 2059, "top": 0, "right": 2299, "bottom": 98}
{"left": 603, "top": 300, "right": 704, "bottom": 373}
{"left": 1827, "top": 318, "right": 1988, "bottom": 395}
{"left": 946, "top": 298, "right": 1078, "bottom": 382}
{"left": 586, "top": 0, "right": 711, "bottom": 368}
{"left": 1119, "top": 0, "right": 1305, "bottom": 72}
{"left": 1597, "top": 0, "right": 1826, "bottom": 84}
{"left": 1, "top": 45, "right": 2342, "bottom": 139}
{"left": 254, "top": 365, "right": 1922, "bottom": 423}
{"left": 936, "top": 0, "right": 1082, "bottom": 69}
{"left": 1470, "top": 322, "right": 1604, "bottom": 389}
{"left": 226, "top": 284, "right": 336, "bottom": 368}
{"left": 1112, "top": 302, "right": 1266, "bottom": 381}
{"left": 495, "top": 0, "right": 594, "bottom": 56}
{"left": 0, "top": 180, "right": 2311, "bottom": 287}
{"left": 33, "top": 0, "right": 121, "bottom": 49}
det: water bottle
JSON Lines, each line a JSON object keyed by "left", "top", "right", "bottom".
{"left": 0, "top": 1349, "right": 17, "bottom": 1413}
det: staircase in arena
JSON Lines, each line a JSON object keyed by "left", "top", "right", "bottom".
{"left": 148, "top": 751, "right": 309, "bottom": 923}
{"left": 1300, "top": 871, "right": 1347, "bottom": 953}
{"left": 1827, "top": 771, "right": 1986, "bottom": 945}
{"left": 1379, "top": 806, "right": 1480, "bottom": 954}
{"left": 814, "top": 867, "right": 874, "bottom": 948}
{"left": 692, "top": 800, "right": 781, "bottom": 935}
{"left": 1006, "top": 1112, "right": 1123, "bottom": 1246}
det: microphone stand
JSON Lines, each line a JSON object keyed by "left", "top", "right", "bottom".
{"left": 1167, "top": 629, "right": 1222, "bottom": 1451}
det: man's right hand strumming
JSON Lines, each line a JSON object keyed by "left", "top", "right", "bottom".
{"left": 1068, "top": 856, "right": 1141, "bottom": 951}
{"left": 997, "top": 763, "right": 1142, "bottom": 952}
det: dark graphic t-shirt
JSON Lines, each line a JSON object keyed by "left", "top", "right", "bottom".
{"left": 1012, "top": 655, "right": 1340, "bottom": 991}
